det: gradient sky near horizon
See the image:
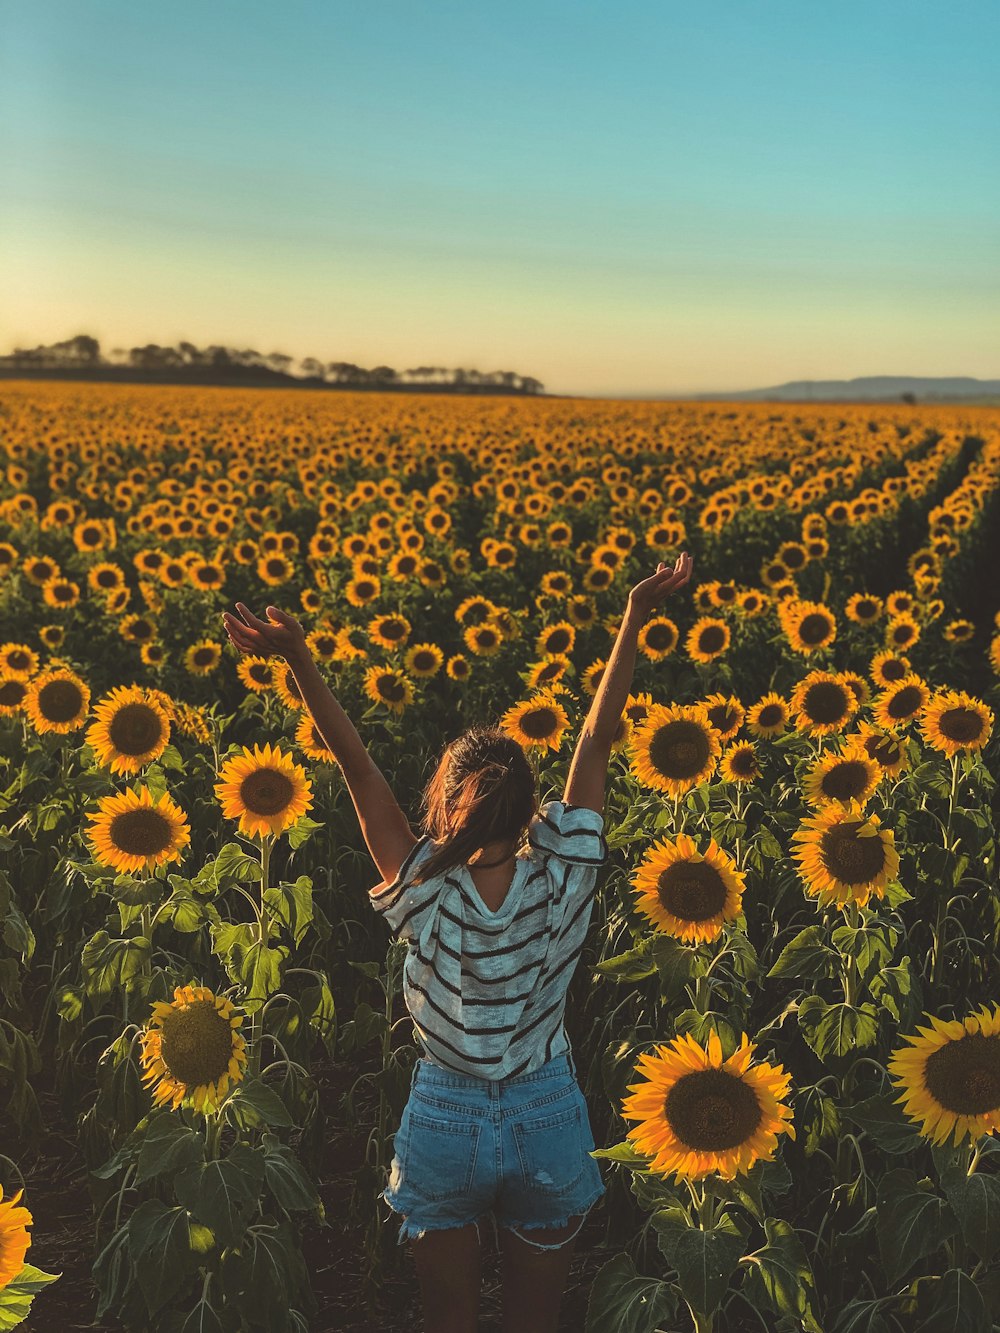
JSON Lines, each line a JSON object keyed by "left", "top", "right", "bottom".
{"left": 2, "top": 1, "right": 998, "bottom": 397}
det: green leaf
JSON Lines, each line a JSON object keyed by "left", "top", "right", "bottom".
{"left": 81, "top": 931, "right": 151, "bottom": 999}
{"left": 797, "top": 997, "right": 879, "bottom": 1060}
{"left": 214, "top": 931, "right": 288, "bottom": 1009}
{"left": 941, "top": 1171, "right": 1000, "bottom": 1265}
{"left": 228, "top": 1078, "right": 294, "bottom": 1128}
{"left": 876, "top": 1168, "right": 956, "bottom": 1285}
{"left": 650, "top": 934, "right": 695, "bottom": 1000}
{"left": 594, "top": 937, "right": 657, "bottom": 982}
{"left": 740, "top": 1218, "right": 822, "bottom": 1333}
{"left": 590, "top": 1140, "right": 652, "bottom": 1169}
{"left": 263, "top": 875, "right": 314, "bottom": 946}
{"left": 178, "top": 1292, "right": 224, "bottom": 1333}
{"left": 0, "top": 1264, "right": 60, "bottom": 1331}
{"left": 831, "top": 1298, "right": 892, "bottom": 1333}
{"left": 301, "top": 980, "right": 337, "bottom": 1050}
{"left": 913, "top": 1268, "right": 989, "bottom": 1332}
{"left": 174, "top": 1143, "right": 265, "bottom": 1248}
{"left": 136, "top": 1114, "right": 205, "bottom": 1184}
{"left": 664, "top": 1223, "right": 745, "bottom": 1318}
{"left": 585, "top": 1253, "right": 677, "bottom": 1333}
{"left": 262, "top": 1135, "right": 321, "bottom": 1212}
{"left": 161, "top": 884, "right": 219, "bottom": 933}
{"left": 767, "top": 926, "right": 837, "bottom": 981}
{"left": 211, "top": 841, "right": 262, "bottom": 885}
{"left": 286, "top": 814, "right": 323, "bottom": 850}
{"left": 831, "top": 922, "right": 898, "bottom": 980}
{"left": 127, "top": 1199, "right": 192, "bottom": 1316}
{"left": 843, "top": 1094, "right": 920, "bottom": 1155}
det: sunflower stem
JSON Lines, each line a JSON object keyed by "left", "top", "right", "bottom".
{"left": 930, "top": 754, "right": 960, "bottom": 989}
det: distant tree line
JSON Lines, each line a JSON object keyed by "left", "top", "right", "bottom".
{"left": 0, "top": 334, "right": 544, "bottom": 394}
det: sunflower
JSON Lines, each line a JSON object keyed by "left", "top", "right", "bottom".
{"left": 345, "top": 575, "right": 381, "bottom": 607}
{"left": 781, "top": 600, "right": 837, "bottom": 655}
{"left": 0, "top": 1186, "right": 32, "bottom": 1288}
{"left": 295, "top": 711, "right": 336, "bottom": 763}
{"left": 464, "top": 622, "right": 504, "bottom": 657}
{"left": 839, "top": 671, "right": 871, "bottom": 709}
{"left": 620, "top": 1031, "right": 795, "bottom": 1181}
{"left": 944, "top": 619, "right": 976, "bottom": 644}
{"left": 623, "top": 691, "right": 654, "bottom": 728}
{"left": 257, "top": 553, "right": 293, "bottom": 587}
{"left": 702, "top": 693, "right": 744, "bottom": 742}
{"left": 368, "top": 613, "right": 412, "bottom": 650}
{"left": 632, "top": 835, "right": 744, "bottom": 944}
{"left": 363, "top": 666, "right": 415, "bottom": 714}
{"left": 888, "top": 1005, "right": 1000, "bottom": 1146}
{"left": 184, "top": 640, "right": 222, "bottom": 675}
{"left": 525, "top": 653, "right": 571, "bottom": 690}
{"left": 86, "top": 786, "right": 190, "bottom": 873}
{"left": 870, "top": 651, "right": 911, "bottom": 690}
{"left": 215, "top": 742, "right": 313, "bottom": 837}
{"left": 0, "top": 643, "right": 39, "bottom": 678}
{"left": 845, "top": 593, "right": 883, "bottom": 625}
{"left": 236, "top": 655, "right": 276, "bottom": 693}
{"left": 792, "top": 802, "right": 899, "bottom": 909}
{"left": 802, "top": 745, "right": 881, "bottom": 809}
{"left": 404, "top": 643, "right": 444, "bottom": 678}
{"left": 850, "top": 722, "right": 909, "bottom": 778}
{"left": 638, "top": 617, "right": 679, "bottom": 660}
{"left": 536, "top": 621, "right": 575, "bottom": 658}
{"left": 86, "top": 685, "right": 171, "bottom": 773}
{"left": 720, "top": 742, "right": 760, "bottom": 784}
{"left": 581, "top": 659, "right": 607, "bottom": 695}
{"left": 686, "top": 617, "right": 730, "bottom": 663}
{"left": 272, "top": 661, "right": 305, "bottom": 711}
{"left": 501, "top": 692, "right": 570, "bottom": 752}
{"left": 42, "top": 576, "right": 81, "bottom": 610}
{"left": 446, "top": 654, "right": 471, "bottom": 681}
{"left": 630, "top": 703, "right": 721, "bottom": 798}
{"left": 39, "top": 624, "right": 65, "bottom": 650}
{"left": 873, "top": 674, "right": 931, "bottom": 731}
{"left": 791, "top": 671, "right": 858, "bottom": 737}
{"left": 0, "top": 675, "right": 29, "bottom": 715}
{"left": 306, "top": 626, "right": 340, "bottom": 661}
{"left": 919, "top": 691, "right": 994, "bottom": 757}
{"left": 24, "top": 668, "right": 91, "bottom": 734}
{"left": 455, "top": 595, "right": 495, "bottom": 626}
{"left": 885, "top": 614, "right": 921, "bottom": 652}
{"left": 140, "top": 985, "right": 248, "bottom": 1115}
{"left": 746, "top": 693, "right": 789, "bottom": 738}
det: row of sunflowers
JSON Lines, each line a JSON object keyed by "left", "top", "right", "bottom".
{"left": 0, "top": 380, "right": 998, "bottom": 1330}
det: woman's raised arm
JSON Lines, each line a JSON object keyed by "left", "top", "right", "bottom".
{"left": 562, "top": 553, "right": 693, "bottom": 814}
{"left": 222, "top": 603, "right": 418, "bottom": 883}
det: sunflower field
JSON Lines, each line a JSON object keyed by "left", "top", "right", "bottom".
{"left": 0, "top": 378, "right": 998, "bottom": 1332}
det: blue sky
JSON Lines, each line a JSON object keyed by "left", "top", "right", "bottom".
{"left": 2, "top": 0, "right": 997, "bottom": 395}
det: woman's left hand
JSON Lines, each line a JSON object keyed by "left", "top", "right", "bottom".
{"left": 627, "top": 552, "right": 694, "bottom": 619}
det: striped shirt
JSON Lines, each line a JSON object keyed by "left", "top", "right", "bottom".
{"left": 368, "top": 800, "right": 608, "bottom": 1080}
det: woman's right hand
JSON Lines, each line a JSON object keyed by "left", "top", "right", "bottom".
{"left": 222, "top": 603, "right": 308, "bottom": 661}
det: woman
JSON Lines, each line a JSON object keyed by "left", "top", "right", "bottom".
{"left": 221, "top": 550, "right": 693, "bottom": 1333}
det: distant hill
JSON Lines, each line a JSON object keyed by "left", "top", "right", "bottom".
{"left": 704, "top": 376, "right": 1000, "bottom": 403}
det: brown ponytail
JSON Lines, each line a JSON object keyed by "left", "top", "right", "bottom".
{"left": 410, "top": 725, "right": 538, "bottom": 884}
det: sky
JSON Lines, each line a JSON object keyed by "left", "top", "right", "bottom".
{"left": 2, "top": 1, "right": 998, "bottom": 397}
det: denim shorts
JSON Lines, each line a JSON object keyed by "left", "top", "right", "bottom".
{"left": 379, "top": 1048, "right": 607, "bottom": 1251}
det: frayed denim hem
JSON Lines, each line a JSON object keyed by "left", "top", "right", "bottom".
{"left": 496, "top": 1184, "right": 606, "bottom": 1251}
{"left": 379, "top": 1189, "right": 490, "bottom": 1247}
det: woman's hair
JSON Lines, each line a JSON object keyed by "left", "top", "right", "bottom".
{"left": 410, "top": 725, "right": 538, "bottom": 884}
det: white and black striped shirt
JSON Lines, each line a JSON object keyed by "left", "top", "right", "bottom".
{"left": 369, "top": 801, "right": 608, "bottom": 1080}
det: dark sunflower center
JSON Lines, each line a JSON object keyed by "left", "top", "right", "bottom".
{"left": 383, "top": 619, "right": 406, "bottom": 639}
{"left": 7, "top": 650, "right": 31, "bottom": 669}
{"left": 520, "top": 707, "right": 558, "bottom": 740}
{"left": 657, "top": 860, "right": 728, "bottom": 922}
{"left": 38, "top": 679, "right": 85, "bottom": 722}
{"left": 783, "top": 548, "right": 806, "bottom": 570}
{"left": 820, "top": 821, "right": 886, "bottom": 885}
{"left": 856, "top": 600, "right": 878, "bottom": 619}
{"left": 799, "top": 613, "right": 833, "bottom": 645}
{"left": 413, "top": 652, "right": 435, "bottom": 670}
{"left": 266, "top": 559, "right": 284, "bottom": 576}
{"left": 0, "top": 679, "right": 27, "bottom": 706}
{"left": 707, "top": 705, "right": 738, "bottom": 733}
{"left": 159, "top": 1001, "right": 234, "bottom": 1088}
{"left": 108, "top": 702, "right": 165, "bottom": 755}
{"left": 729, "top": 748, "right": 757, "bottom": 777}
{"left": 757, "top": 703, "right": 784, "bottom": 729}
{"left": 803, "top": 682, "right": 850, "bottom": 725}
{"left": 891, "top": 623, "right": 915, "bottom": 645}
{"left": 821, "top": 759, "right": 871, "bottom": 802}
{"left": 648, "top": 720, "right": 711, "bottom": 780}
{"left": 281, "top": 672, "right": 302, "bottom": 700}
{"left": 109, "top": 808, "right": 173, "bottom": 857}
{"left": 536, "top": 662, "right": 562, "bottom": 683}
{"left": 664, "top": 1068, "right": 763, "bottom": 1151}
{"left": 545, "top": 628, "right": 571, "bottom": 654}
{"left": 239, "top": 767, "right": 295, "bottom": 815}
{"left": 55, "top": 583, "right": 75, "bottom": 602}
{"left": 646, "top": 624, "right": 676, "bottom": 651}
{"left": 698, "top": 626, "right": 727, "bottom": 653}
{"left": 937, "top": 707, "right": 985, "bottom": 744}
{"left": 378, "top": 677, "right": 407, "bottom": 703}
{"left": 887, "top": 685, "right": 924, "bottom": 719}
{"left": 923, "top": 1034, "right": 1000, "bottom": 1116}
{"left": 477, "top": 629, "right": 498, "bottom": 648}
{"left": 131, "top": 620, "right": 154, "bottom": 641}
{"left": 881, "top": 658, "right": 907, "bottom": 682}
{"left": 97, "top": 570, "right": 117, "bottom": 586}
{"left": 864, "top": 735, "right": 901, "bottom": 767}
{"left": 194, "top": 648, "right": 215, "bottom": 666}
{"left": 249, "top": 663, "right": 272, "bottom": 683}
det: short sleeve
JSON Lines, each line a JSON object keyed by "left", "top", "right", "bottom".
{"left": 527, "top": 800, "right": 608, "bottom": 867}
{"left": 368, "top": 835, "right": 442, "bottom": 941}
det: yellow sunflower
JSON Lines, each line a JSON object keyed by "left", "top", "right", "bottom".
{"left": 720, "top": 742, "right": 761, "bottom": 784}
{"left": 780, "top": 600, "right": 837, "bottom": 655}
{"left": 630, "top": 703, "right": 721, "bottom": 798}
{"left": 0, "top": 1186, "right": 32, "bottom": 1288}
{"left": 140, "top": 985, "right": 248, "bottom": 1115}
{"left": 802, "top": 745, "right": 881, "bottom": 809}
{"left": 525, "top": 653, "right": 572, "bottom": 690}
{"left": 888, "top": 1005, "right": 1000, "bottom": 1146}
{"left": 873, "top": 674, "right": 931, "bottom": 731}
{"left": 919, "top": 691, "right": 993, "bottom": 757}
{"left": 184, "top": 640, "right": 222, "bottom": 675}
{"left": 86, "top": 685, "right": 171, "bottom": 774}
{"left": 404, "top": 643, "right": 444, "bottom": 678}
{"left": 620, "top": 1031, "right": 795, "bottom": 1181}
{"left": 791, "top": 671, "right": 858, "bottom": 737}
{"left": 215, "top": 742, "right": 313, "bottom": 838}
{"left": 86, "top": 786, "right": 191, "bottom": 874}
{"left": 632, "top": 835, "right": 744, "bottom": 943}
{"left": 368, "top": 613, "right": 412, "bottom": 650}
{"left": 24, "top": 668, "right": 91, "bottom": 734}
{"left": 236, "top": 655, "right": 275, "bottom": 693}
{"left": 464, "top": 622, "right": 504, "bottom": 657}
{"left": 850, "top": 722, "right": 909, "bottom": 778}
{"left": 536, "top": 621, "right": 575, "bottom": 658}
{"left": 885, "top": 613, "right": 921, "bottom": 652}
{"left": 686, "top": 617, "right": 730, "bottom": 664}
{"left": 272, "top": 661, "right": 305, "bottom": 711}
{"left": 363, "top": 666, "right": 415, "bottom": 714}
{"left": 638, "top": 616, "right": 679, "bottom": 661}
{"left": 870, "top": 651, "right": 911, "bottom": 690}
{"left": 0, "top": 643, "right": 38, "bottom": 679}
{"left": 295, "top": 711, "right": 336, "bottom": 763}
{"left": 791, "top": 802, "right": 899, "bottom": 909}
{"left": 702, "top": 693, "right": 744, "bottom": 742}
{"left": 0, "top": 675, "right": 29, "bottom": 715}
{"left": 446, "top": 654, "right": 471, "bottom": 681}
{"left": 746, "top": 693, "right": 789, "bottom": 739}
{"left": 845, "top": 593, "right": 883, "bottom": 625}
{"left": 500, "top": 692, "right": 570, "bottom": 752}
